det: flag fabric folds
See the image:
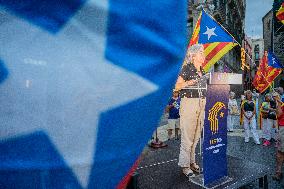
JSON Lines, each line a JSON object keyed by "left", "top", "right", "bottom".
{"left": 189, "top": 10, "right": 238, "bottom": 72}
{"left": 253, "top": 52, "right": 282, "bottom": 93}
{"left": 276, "top": 2, "right": 284, "bottom": 24}
{"left": 0, "top": 0, "right": 187, "bottom": 188}
{"left": 268, "top": 50, "right": 284, "bottom": 68}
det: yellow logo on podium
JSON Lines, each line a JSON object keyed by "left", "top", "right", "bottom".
{"left": 208, "top": 102, "right": 226, "bottom": 135}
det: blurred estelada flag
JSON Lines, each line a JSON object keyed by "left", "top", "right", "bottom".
{"left": 189, "top": 9, "right": 238, "bottom": 72}
{"left": 0, "top": 0, "right": 187, "bottom": 188}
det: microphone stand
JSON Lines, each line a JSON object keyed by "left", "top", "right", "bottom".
{"left": 150, "top": 128, "right": 167, "bottom": 149}
{"left": 186, "top": 72, "right": 210, "bottom": 177}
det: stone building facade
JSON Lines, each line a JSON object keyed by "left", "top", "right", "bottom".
{"left": 251, "top": 38, "right": 264, "bottom": 68}
{"left": 243, "top": 35, "right": 253, "bottom": 90}
{"left": 262, "top": 10, "right": 273, "bottom": 51}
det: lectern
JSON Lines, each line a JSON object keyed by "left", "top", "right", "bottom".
{"left": 189, "top": 72, "right": 242, "bottom": 188}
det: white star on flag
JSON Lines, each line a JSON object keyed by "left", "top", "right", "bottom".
{"left": 203, "top": 26, "right": 217, "bottom": 40}
{"left": 0, "top": 0, "right": 158, "bottom": 187}
{"left": 272, "top": 57, "right": 276, "bottom": 65}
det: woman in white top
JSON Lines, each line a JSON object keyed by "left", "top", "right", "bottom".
{"left": 227, "top": 92, "right": 239, "bottom": 132}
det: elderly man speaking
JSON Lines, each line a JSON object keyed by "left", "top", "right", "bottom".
{"left": 175, "top": 44, "right": 208, "bottom": 177}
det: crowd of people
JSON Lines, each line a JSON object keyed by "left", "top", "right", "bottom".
{"left": 228, "top": 88, "right": 284, "bottom": 181}
{"left": 165, "top": 86, "right": 284, "bottom": 180}
{"left": 166, "top": 87, "right": 284, "bottom": 145}
{"left": 227, "top": 88, "right": 283, "bottom": 146}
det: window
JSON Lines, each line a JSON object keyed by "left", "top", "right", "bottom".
{"left": 255, "top": 52, "right": 259, "bottom": 60}
{"left": 215, "top": 0, "right": 220, "bottom": 8}
{"left": 267, "top": 20, "right": 271, "bottom": 31}
{"left": 254, "top": 44, "right": 259, "bottom": 52}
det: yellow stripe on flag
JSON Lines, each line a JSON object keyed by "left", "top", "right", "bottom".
{"left": 277, "top": 8, "right": 284, "bottom": 16}
{"left": 204, "top": 43, "right": 220, "bottom": 56}
{"left": 203, "top": 43, "right": 237, "bottom": 72}
{"left": 189, "top": 12, "right": 202, "bottom": 46}
{"left": 276, "top": 5, "right": 284, "bottom": 16}
{"left": 192, "top": 25, "right": 200, "bottom": 42}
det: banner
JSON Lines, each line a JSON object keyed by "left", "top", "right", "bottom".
{"left": 203, "top": 84, "right": 229, "bottom": 185}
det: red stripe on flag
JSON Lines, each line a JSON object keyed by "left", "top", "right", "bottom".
{"left": 277, "top": 13, "right": 284, "bottom": 21}
{"left": 202, "top": 59, "right": 209, "bottom": 68}
{"left": 201, "top": 43, "right": 212, "bottom": 67}
{"left": 116, "top": 158, "right": 141, "bottom": 189}
{"left": 205, "top": 42, "right": 229, "bottom": 62}
{"left": 190, "top": 36, "right": 199, "bottom": 46}
{"left": 203, "top": 44, "right": 210, "bottom": 49}
{"left": 196, "top": 16, "right": 201, "bottom": 26}
{"left": 189, "top": 16, "right": 201, "bottom": 46}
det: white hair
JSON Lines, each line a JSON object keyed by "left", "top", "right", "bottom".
{"left": 229, "top": 91, "right": 235, "bottom": 98}
{"left": 189, "top": 44, "right": 204, "bottom": 55}
{"left": 184, "top": 44, "right": 204, "bottom": 65}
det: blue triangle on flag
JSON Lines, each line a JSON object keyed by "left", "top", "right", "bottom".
{"left": 268, "top": 51, "right": 284, "bottom": 68}
{"left": 198, "top": 10, "right": 235, "bottom": 44}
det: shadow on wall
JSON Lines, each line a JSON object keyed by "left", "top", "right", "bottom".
{"left": 279, "top": 76, "right": 284, "bottom": 89}
{"left": 230, "top": 84, "right": 244, "bottom": 98}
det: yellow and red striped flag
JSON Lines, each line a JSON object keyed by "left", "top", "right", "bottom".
{"left": 189, "top": 10, "right": 238, "bottom": 72}
{"left": 276, "top": 2, "right": 284, "bottom": 24}
{"left": 253, "top": 52, "right": 282, "bottom": 93}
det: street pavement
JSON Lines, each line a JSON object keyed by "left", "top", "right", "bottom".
{"left": 135, "top": 115, "right": 284, "bottom": 189}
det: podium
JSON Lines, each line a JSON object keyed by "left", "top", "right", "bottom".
{"left": 189, "top": 73, "right": 242, "bottom": 188}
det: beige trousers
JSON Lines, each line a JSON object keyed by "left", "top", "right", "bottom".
{"left": 178, "top": 97, "right": 206, "bottom": 167}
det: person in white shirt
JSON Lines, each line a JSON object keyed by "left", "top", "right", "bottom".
{"left": 227, "top": 91, "right": 239, "bottom": 132}
{"left": 242, "top": 90, "right": 260, "bottom": 144}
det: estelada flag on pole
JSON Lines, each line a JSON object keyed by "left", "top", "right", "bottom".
{"left": 189, "top": 10, "right": 238, "bottom": 72}
{"left": 253, "top": 52, "right": 282, "bottom": 93}
{"left": 276, "top": 2, "right": 284, "bottom": 24}
{"left": 268, "top": 50, "right": 284, "bottom": 68}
